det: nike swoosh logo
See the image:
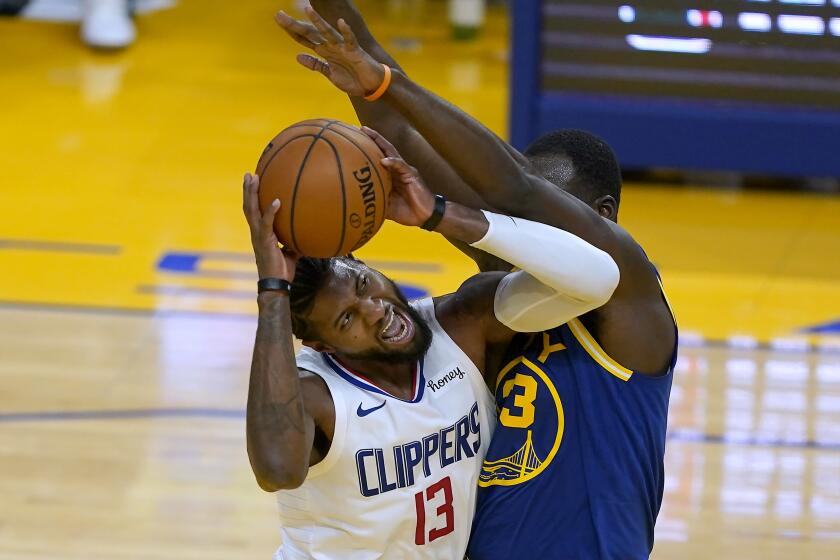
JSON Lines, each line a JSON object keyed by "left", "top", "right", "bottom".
{"left": 356, "top": 401, "right": 387, "bottom": 417}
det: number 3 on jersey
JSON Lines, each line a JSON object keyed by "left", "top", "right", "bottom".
{"left": 499, "top": 374, "right": 538, "bottom": 428}
{"left": 414, "top": 476, "right": 454, "bottom": 545}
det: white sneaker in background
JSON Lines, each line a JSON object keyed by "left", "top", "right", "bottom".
{"left": 81, "top": 0, "right": 136, "bottom": 49}
{"left": 449, "top": 0, "right": 485, "bottom": 40}
{"left": 22, "top": 0, "right": 176, "bottom": 23}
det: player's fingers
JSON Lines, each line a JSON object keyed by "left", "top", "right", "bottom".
{"left": 296, "top": 54, "right": 331, "bottom": 77}
{"left": 242, "top": 173, "right": 251, "bottom": 216}
{"left": 243, "top": 173, "right": 260, "bottom": 220}
{"left": 386, "top": 158, "right": 420, "bottom": 182}
{"left": 303, "top": 6, "right": 343, "bottom": 44}
{"left": 336, "top": 18, "right": 359, "bottom": 50}
{"left": 275, "top": 11, "right": 322, "bottom": 49}
{"left": 362, "top": 126, "right": 400, "bottom": 158}
{"left": 380, "top": 157, "right": 412, "bottom": 175}
{"left": 260, "top": 198, "right": 281, "bottom": 235}
{"left": 285, "top": 28, "right": 319, "bottom": 50}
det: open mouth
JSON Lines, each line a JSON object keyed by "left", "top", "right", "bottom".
{"left": 379, "top": 306, "right": 415, "bottom": 345}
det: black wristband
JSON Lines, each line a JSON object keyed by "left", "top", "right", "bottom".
{"left": 420, "top": 194, "right": 446, "bottom": 231}
{"left": 257, "top": 277, "right": 291, "bottom": 294}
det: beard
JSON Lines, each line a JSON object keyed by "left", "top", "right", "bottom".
{"left": 342, "top": 283, "right": 433, "bottom": 365}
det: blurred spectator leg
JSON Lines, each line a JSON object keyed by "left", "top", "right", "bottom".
{"left": 449, "top": 0, "right": 485, "bottom": 40}
{"left": 82, "top": 0, "right": 135, "bottom": 49}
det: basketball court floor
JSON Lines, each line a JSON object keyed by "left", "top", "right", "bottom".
{"left": 2, "top": 1, "right": 839, "bottom": 558}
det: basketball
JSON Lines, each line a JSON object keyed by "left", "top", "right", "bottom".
{"left": 255, "top": 119, "right": 392, "bottom": 257}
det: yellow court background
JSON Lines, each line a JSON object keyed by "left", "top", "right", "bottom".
{"left": 1, "top": 1, "right": 839, "bottom": 559}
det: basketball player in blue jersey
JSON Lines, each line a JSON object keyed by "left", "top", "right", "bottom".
{"left": 276, "top": 3, "right": 678, "bottom": 559}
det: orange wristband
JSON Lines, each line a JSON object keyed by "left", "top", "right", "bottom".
{"left": 364, "top": 64, "right": 392, "bottom": 102}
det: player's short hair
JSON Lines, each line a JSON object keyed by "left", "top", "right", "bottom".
{"left": 524, "top": 129, "right": 622, "bottom": 206}
{"left": 289, "top": 256, "right": 350, "bottom": 340}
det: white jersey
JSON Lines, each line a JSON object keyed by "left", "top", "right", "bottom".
{"left": 274, "top": 298, "right": 496, "bottom": 560}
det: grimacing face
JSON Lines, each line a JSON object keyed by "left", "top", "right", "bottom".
{"left": 303, "top": 260, "right": 432, "bottom": 364}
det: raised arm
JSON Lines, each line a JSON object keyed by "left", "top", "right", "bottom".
{"left": 281, "top": 6, "right": 618, "bottom": 251}
{"left": 276, "top": 2, "right": 487, "bottom": 210}
{"left": 242, "top": 174, "right": 332, "bottom": 491}
{"left": 303, "top": 0, "right": 530, "bottom": 174}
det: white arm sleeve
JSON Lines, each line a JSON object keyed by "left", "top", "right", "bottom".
{"left": 470, "top": 210, "right": 620, "bottom": 332}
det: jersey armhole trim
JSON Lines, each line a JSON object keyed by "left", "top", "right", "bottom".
{"left": 567, "top": 318, "right": 633, "bottom": 382}
{"left": 657, "top": 276, "right": 678, "bottom": 327}
{"left": 567, "top": 275, "right": 679, "bottom": 382}
{"left": 304, "top": 370, "right": 347, "bottom": 480}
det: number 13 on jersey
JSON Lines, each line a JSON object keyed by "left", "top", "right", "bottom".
{"left": 414, "top": 476, "right": 455, "bottom": 545}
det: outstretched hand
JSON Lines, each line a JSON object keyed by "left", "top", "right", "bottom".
{"left": 275, "top": 6, "right": 385, "bottom": 97}
{"left": 242, "top": 173, "right": 299, "bottom": 282}
{"left": 362, "top": 127, "right": 436, "bottom": 228}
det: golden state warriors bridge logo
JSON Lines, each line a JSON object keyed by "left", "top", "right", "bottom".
{"left": 479, "top": 333, "right": 566, "bottom": 486}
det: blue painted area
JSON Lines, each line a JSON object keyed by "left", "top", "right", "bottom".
{"left": 157, "top": 252, "right": 201, "bottom": 273}
{"left": 802, "top": 319, "right": 840, "bottom": 334}
{"left": 154, "top": 250, "right": 430, "bottom": 299}
{"left": 157, "top": 251, "right": 441, "bottom": 276}
{"left": 156, "top": 251, "right": 254, "bottom": 279}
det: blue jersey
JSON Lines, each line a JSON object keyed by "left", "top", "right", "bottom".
{"left": 468, "top": 312, "right": 676, "bottom": 560}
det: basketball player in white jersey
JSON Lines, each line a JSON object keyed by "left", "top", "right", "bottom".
{"left": 242, "top": 137, "right": 620, "bottom": 557}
